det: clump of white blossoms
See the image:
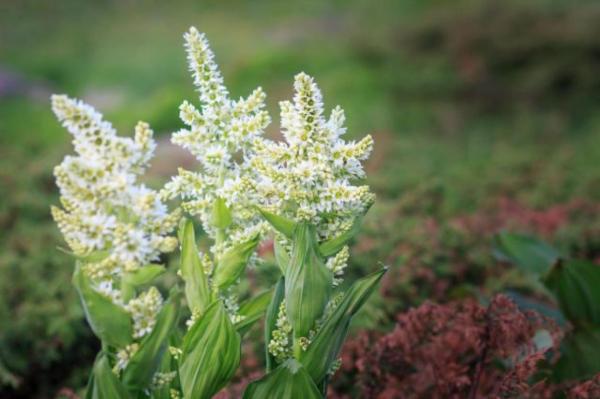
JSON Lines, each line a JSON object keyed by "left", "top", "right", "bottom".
{"left": 251, "top": 72, "right": 374, "bottom": 242}
{"left": 51, "top": 95, "right": 180, "bottom": 346}
{"left": 162, "top": 27, "right": 271, "bottom": 258}
{"left": 51, "top": 95, "right": 180, "bottom": 277}
{"left": 258, "top": 74, "right": 375, "bottom": 362}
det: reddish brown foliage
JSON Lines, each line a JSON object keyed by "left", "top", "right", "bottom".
{"left": 330, "top": 295, "right": 561, "bottom": 399}
{"left": 569, "top": 374, "right": 600, "bottom": 399}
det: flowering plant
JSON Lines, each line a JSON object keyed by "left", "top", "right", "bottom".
{"left": 51, "top": 27, "right": 384, "bottom": 398}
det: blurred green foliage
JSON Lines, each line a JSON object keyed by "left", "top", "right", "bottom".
{"left": 1, "top": 0, "right": 599, "bottom": 397}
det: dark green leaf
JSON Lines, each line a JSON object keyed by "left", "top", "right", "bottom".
{"left": 553, "top": 327, "right": 600, "bottom": 382}
{"left": 122, "top": 289, "right": 181, "bottom": 391}
{"left": 243, "top": 359, "right": 322, "bottom": 399}
{"left": 72, "top": 264, "right": 133, "bottom": 348}
{"left": 179, "top": 301, "right": 241, "bottom": 399}
{"left": 179, "top": 219, "right": 211, "bottom": 313}
{"left": 265, "top": 278, "right": 285, "bottom": 372}
{"left": 543, "top": 260, "right": 600, "bottom": 326}
{"left": 258, "top": 208, "right": 296, "bottom": 239}
{"left": 286, "top": 223, "right": 332, "bottom": 338}
{"left": 494, "top": 232, "right": 560, "bottom": 275}
{"left": 300, "top": 268, "right": 387, "bottom": 385}
{"left": 90, "top": 355, "right": 131, "bottom": 399}
{"left": 212, "top": 197, "right": 232, "bottom": 229}
{"left": 213, "top": 235, "right": 259, "bottom": 291}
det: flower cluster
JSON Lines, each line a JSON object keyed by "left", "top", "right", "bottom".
{"left": 126, "top": 286, "right": 164, "bottom": 338}
{"left": 162, "top": 27, "right": 271, "bottom": 257}
{"left": 251, "top": 72, "right": 374, "bottom": 242}
{"left": 326, "top": 245, "right": 350, "bottom": 286}
{"left": 268, "top": 302, "right": 293, "bottom": 362}
{"left": 51, "top": 95, "right": 180, "bottom": 351}
{"left": 51, "top": 95, "right": 180, "bottom": 278}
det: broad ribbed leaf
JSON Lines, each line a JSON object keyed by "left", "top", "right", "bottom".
{"left": 265, "top": 278, "right": 285, "bottom": 372}
{"left": 72, "top": 264, "right": 133, "bottom": 348}
{"left": 258, "top": 208, "right": 296, "bottom": 239}
{"left": 300, "top": 268, "right": 386, "bottom": 385}
{"left": 319, "top": 214, "right": 365, "bottom": 258}
{"left": 544, "top": 260, "right": 600, "bottom": 326}
{"left": 213, "top": 235, "right": 259, "bottom": 290}
{"left": 123, "top": 265, "right": 166, "bottom": 286}
{"left": 274, "top": 239, "right": 290, "bottom": 274}
{"left": 494, "top": 232, "right": 560, "bottom": 275}
{"left": 90, "top": 355, "right": 131, "bottom": 399}
{"left": 212, "top": 197, "right": 232, "bottom": 229}
{"left": 235, "top": 290, "right": 273, "bottom": 336}
{"left": 243, "top": 359, "right": 322, "bottom": 399}
{"left": 179, "top": 301, "right": 241, "bottom": 398}
{"left": 286, "top": 223, "right": 332, "bottom": 338}
{"left": 121, "top": 265, "right": 166, "bottom": 302}
{"left": 179, "top": 219, "right": 211, "bottom": 313}
{"left": 553, "top": 327, "right": 600, "bottom": 382}
{"left": 122, "top": 289, "right": 181, "bottom": 390}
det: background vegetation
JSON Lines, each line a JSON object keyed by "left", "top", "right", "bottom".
{"left": 1, "top": 0, "right": 599, "bottom": 397}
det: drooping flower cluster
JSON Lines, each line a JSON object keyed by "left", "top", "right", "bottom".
{"left": 51, "top": 95, "right": 180, "bottom": 346}
{"left": 51, "top": 95, "right": 180, "bottom": 278}
{"left": 251, "top": 72, "right": 374, "bottom": 242}
{"left": 162, "top": 27, "right": 271, "bottom": 257}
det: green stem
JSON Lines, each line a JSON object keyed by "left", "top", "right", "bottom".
{"left": 211, "top": 162, "right": 227, "bottom": 289}
{"left": 292, "top": 338, "right": 303, "bottom": 360}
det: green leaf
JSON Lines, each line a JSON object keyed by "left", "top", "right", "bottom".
{"left": 179, "top": 219, "right": 211, "bottom": 313}
{"left": 122, "top": 289, "right": 181, "bottom": 391}
{"left": 235, "top": 290, "right": 273, "bottom": 336}
{"left": 493, "top": 232, "right": 560, "bottom": 275}
{"left": 179, "top": 301, "right": 241, "bottom": 399}
{"left": 72, "top": 264, "right": 133, "bottom": 348}
{"left": 286, "top": 223, "right": 332, "bottom": 338}
{"left": 213, "top": 235, "right": 260, "bottom": 291}
{"left": 243, "top": 359, "right": 322, "bottom": 399}
{"left": 121, "top": 265, "right": 167, "bottom": 303}
{"left": 123, "top": 265, "right": 166, "bottom": 286}
{"left": 258, "top": 208, "right": 296, "bottom": 239}
{"left": 149, "top": 334, "right": 181, "bottom": 399}
{"left": 265, "top": 278, "right": 285, "bottom": 372}
{"left": 543, "top": 260, "right": 600, "bottom": 326}
{"left": 553, "top": 327, "right": 600, "bottom": 382}
{"left": 212, "top": 197, "right": 232, "bottom": 229}
{"left": 319, "top": 214, "right": 365, "bottom": 258}
{"left": 274, "top": 239, "right": 290, "bottom": 274}
{"left": 90, "top": 355, "right": 131, "bottom": 399}
{"left": 59, "top": 247, "right": 111, "bottom": 263}
{"left": 85, "top": 362, "right": 95, "bottom": 399}
{"left": 300, "top": 268, "right": 387, "bottom": 385}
